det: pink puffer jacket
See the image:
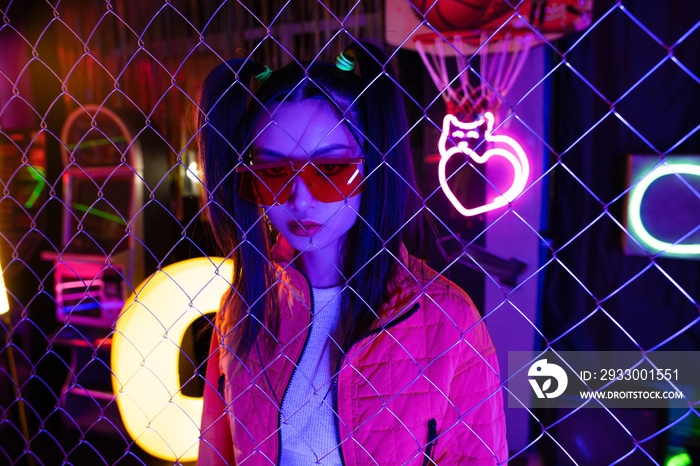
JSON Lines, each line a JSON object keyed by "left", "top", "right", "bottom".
{"left": 199, "top": 239, "right": 508, "bottom": 465}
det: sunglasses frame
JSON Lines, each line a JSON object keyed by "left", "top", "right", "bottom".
{"left": 235, "top": 157, "right": 366, "bottom": 205}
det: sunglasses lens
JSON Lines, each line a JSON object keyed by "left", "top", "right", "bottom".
{"left": 308, "top": 163, "right": 365, "bottom": 202}
{"left": 238, "top": 166, "right": 291, "bottom": 205}
{"left": 239, "top": 160, "right": 366, "bottom": 205}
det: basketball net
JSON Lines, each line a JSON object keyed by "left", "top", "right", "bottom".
{"left": 414, "top": 31, "right": 535, "bottom": 122}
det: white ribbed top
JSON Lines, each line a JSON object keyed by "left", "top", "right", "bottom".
{"left": 279, "top": 286, "right": 344, "bottom": 465}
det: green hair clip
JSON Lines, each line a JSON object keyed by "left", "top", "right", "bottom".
{"left": 335, "top": 53, "right": 354, "bottom": 72}
{"left": 255, "top": 65, "right": 272, "bottom": 83}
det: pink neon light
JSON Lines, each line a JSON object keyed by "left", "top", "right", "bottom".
{"left": 438, "top": 112, "right": 529, "bottom": 217}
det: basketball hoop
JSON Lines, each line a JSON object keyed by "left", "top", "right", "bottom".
{"left": 413, "top": 0, "right": 594, "bottom": 120}
{"left": 415, "top": 29, "right": 536, "bottom": 120}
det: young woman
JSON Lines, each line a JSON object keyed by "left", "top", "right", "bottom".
{"left": 197, "top": 42, "right": 507, "bottom": 465}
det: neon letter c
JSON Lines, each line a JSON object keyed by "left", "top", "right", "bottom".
{"left": 111, "top": 257, "right": 232, "bottom": 462}
{"left": 628, "top": 163, "right": 700, "bottom": 256}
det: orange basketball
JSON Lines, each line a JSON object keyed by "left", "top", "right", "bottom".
{"left": 412, "top": 0, "right": 594, "bottom": 34}
{"left": 410, "top": 0, "right": 513, "bottom": 31}
{"left": 476, "top": 0, "right": 594, "bottom": 34}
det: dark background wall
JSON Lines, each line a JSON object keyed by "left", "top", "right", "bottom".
{"left": 544, "top": 0, "right": 700, "bottom": 352}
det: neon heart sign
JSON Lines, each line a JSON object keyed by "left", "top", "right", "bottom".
{"left": 438, "top": 112, "right": 529, "bottom": 217}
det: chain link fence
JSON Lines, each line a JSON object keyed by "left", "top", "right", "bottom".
{"left": 1, "top": 0, "right": 698, "bottom": 465}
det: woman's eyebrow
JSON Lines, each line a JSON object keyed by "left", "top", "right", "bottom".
{"left": 250, "top": 148, "right": 286, "bottom": 159}
{"left": 310, "top": 144, "right": 354, "bottom": 157}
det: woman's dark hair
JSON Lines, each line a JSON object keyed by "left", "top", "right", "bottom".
{"left": 198, "top": 42, "right": 434, "bottom": 358}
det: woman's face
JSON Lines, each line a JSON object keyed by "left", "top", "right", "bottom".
{"left": 250, "top": 100, "right": 364, "bottom": 268}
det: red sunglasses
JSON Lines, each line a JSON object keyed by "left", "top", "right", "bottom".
{"left": 235, "top": 158, "right": 366, "bottom": 205}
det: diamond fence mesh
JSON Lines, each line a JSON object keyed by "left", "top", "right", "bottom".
{"left": 0, "top": 0, "right": 699, "bottom": 465}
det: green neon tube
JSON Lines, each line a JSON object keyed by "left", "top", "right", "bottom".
{"left": 628, "top": 163, "right": 700, "bottom": 256}
{"left": 24, "top": 166, "right": 46, "bottom": 209}
{"left": 73, "top": 202, "right": 127, "bottom": 226}
{"left": 67, "top": 135, "right": 127, "bottom": 150}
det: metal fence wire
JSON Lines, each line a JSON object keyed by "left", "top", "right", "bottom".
{"left": 1, "top": 0, "right": 699, "bottom": 465}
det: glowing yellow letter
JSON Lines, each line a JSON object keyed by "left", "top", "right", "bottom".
{"left": 0, "top": 256, "right": 9, "bottom": 316}
{"left": 111, "top": 257, "right": 232, "bottom": 462}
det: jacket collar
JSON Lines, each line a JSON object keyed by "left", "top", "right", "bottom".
{"left": 270, "top": 234, "right": 427, "bottom": 334}
{"left": 270, "top": 234, "right": 297, "bottom": 265}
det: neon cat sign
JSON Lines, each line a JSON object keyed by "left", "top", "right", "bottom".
{"left": 438, "top": 112, "right": 529, "bottom": 216}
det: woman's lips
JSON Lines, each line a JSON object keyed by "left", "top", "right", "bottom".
{"left": 288, "top": 221, "right": 322, "bottom": 236}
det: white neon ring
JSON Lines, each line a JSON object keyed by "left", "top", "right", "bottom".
{"left": 628, "top": 163, "right": 700, "bottom": 256}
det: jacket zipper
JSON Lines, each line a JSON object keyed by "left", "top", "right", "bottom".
{"left": 276, "top": 264, "right": 314, "bottom": 466}
{"left": 422, "top": 418, "right": 438, "bottom": 466}
{"left": 333, "top": 302, "right": 422, "bottom": 466}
